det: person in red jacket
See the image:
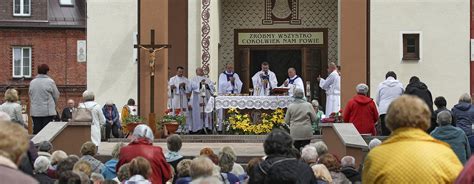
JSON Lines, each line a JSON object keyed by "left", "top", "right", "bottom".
{"left": 116, "top": 124, "right": 172, "bottom": 184}
{"left": 343, "top": 83, "right": 379, "bottom": 135}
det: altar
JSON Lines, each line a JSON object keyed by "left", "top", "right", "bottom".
{"left": 204, "top": 95, "right": 294, "bottom": 113}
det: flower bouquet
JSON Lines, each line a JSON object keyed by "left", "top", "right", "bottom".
{"left": 159, "top": 109, "right": 186, "bottom": 135}
{"left": 321, "top": 110, "right": 343, "bottom": 123}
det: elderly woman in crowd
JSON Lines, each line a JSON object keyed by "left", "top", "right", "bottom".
{"left": 250, "top": 129, "right": 316, "bottom": 184}
{"left": 80, "top": 141, "right": 105, "bottom": 174}
{"left": 102, "top": 143, "right": 125, "bottom": 180}
{"left": 312, "top": 141, "right": 329, "bottom": 156}
{"left": 318, "top": 153, "right": 351, "bottom": 184}
{"left": 452, "top": 93, "right": 474, "bottom": 151}
{"left": 285, "top": 88, "right": 318, "bottom": 150}
{"left": 301, "top": 145, "right": 318, "bottom": 166}
{"left": 368, "top": 138, "right": 381, "bottom": 150}
{"left": 220, "top": 146, "right": 246, "bottom": 179}
{"left": 199, "top": 147, "right": 219, "bottom": 165}
{"left": 34, "top": 156, "right": 55, "bottom": 184}
{"left": 0, "top": 88, "right": 24, "bottom": 125}
{"left": 102, "top": 101, "right": 121, "bottom": 140}
{"left": 343, "top": 84, "right": 378, "bottom": 135}
{"left": 125, "top": 157, "right": 151, "bottom": 184}
{"left": 36, "top": 141, "right": 53, "bottom": 160}
{"left": 311, "top": 100, "right": 325, "bottom": 134}
{"left": 217, "top": 147, "right": 241, "bottom": 184}
{"left": 117, "top": 124, "right": 172, "bottom": 184}
{"left": 430, "top": 111, "right": 471, "bottom": 164}
{"left": 311, "top": 164, "right": 333, "bottom": 184}
{"left": 175, "top": 159, "right": 192, "bottom": 184}
{"left": 189, "top": 156, "right": 216, "bottom": 181}
{"left": 48, "top": 150, "right": 68, "bottom": 178}
{"left": 363, "top": 95, "right": 463, "bottom": 183}
{"left": 165, "top": 134, "right": 184, "bottom": 172}
{"left": 0, "top": 121, "right": 38, "bottom": 183}
{"left": 340, "top": 156, "right": 361, "bottom": 183}
{"left": 73, "top": 160, "right": 92, "bottom": 177}
{"left": 117, "top": 163, "right": 131, "bottom": 182}
{"left": 29, "top": 64, "right": 60, "bottom": 134}
{"left": 79, "top": 91, "right": 106, "bottom": 147}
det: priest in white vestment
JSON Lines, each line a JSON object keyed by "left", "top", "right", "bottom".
{"left": 252, "top": 62, "right": 278, "bottom": 96}
{"left": 218, "top": 63, "right": 243, "bottom": 94}
{"left": 280, "top": 67, "right": 304, "bottom": 96}
{"left": 217, "top": 63, "right": 243, "bottom": 131}
{"left": 189, "top": 67, "right": 215, "bottom": 133}
{"left": 168, "top": 66, "right": 190, "bottom": 114}
{"left": 318, "top": 62, "right": 341, "bottom": 115}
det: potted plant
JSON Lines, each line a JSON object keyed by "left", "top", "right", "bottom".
{"left": 123, "top": 115, "right": 145, "bottom": 133}
{"left": 160, "top": 109, "right": 186, "bottom": 135}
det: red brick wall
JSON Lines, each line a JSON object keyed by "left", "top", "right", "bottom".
{"left": 0, "top": 28, "right": 87, "bottom": 113}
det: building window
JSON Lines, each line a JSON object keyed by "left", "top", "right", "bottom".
{"left": 402, "top": 34, "right": 420, "bottom": 60}
{"left": 59, "top": 0, "right": 74, "bottom": 6}
{"left": 12, "top": 47, "right": 32, "bottom": 78}
{"left": 13, "top": 0, "right": 30, "bottom": 16}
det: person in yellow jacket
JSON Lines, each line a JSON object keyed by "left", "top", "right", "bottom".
{"left": 121, "top": 98, "right": 137, "bottom": 134}
{"left": 362, "top": 95, "right": 463, "bottom": 184}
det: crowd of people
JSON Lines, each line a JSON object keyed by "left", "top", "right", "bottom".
{"left": 3, "top": 90, "right": 474, "bottom": 183}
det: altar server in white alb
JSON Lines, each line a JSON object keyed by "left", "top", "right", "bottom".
{"left": 252, "top": 62, "right": 278, "bottom": 96}
{"left": 189, "top": 67, "right": 215, "bottom": 133}
{"left": 318, "top": 62, "right": 341, "bottom": 115}
{"left": 168, "top": 66, "right": 190, "bottom": 114}
{"left": 218, "top": 63, "right": 243, "bottom": 94}
{"left": 281, "top": 67, "right": 304, "bottom": 96}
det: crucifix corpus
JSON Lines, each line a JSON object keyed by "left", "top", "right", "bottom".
{"left": 134, "top": 29, "right": 171, "bottom": 133}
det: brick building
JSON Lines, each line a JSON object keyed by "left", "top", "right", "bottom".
{"left": 0, "top": 0, "right": 86, "bottom": 116}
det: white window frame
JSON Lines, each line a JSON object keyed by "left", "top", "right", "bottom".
{"left": 399, "top": 31, "right": 423, "bottom": 62}
{"left": 12, "top": 47, "right": 32, "bottom": 78}
{"left": 59, "top": 0, "right": 74, "bottom": 6}
{"left": 13, "top": 0, "right": 31, "bottom": 16}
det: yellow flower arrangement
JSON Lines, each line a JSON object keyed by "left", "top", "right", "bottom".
{"left": 228, "top": 108, "right": 286, "bottom": 135}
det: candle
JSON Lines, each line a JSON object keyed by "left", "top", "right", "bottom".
{"left": 200, "top": 83, "right": 206, "bottom": 97}
{"left": 306, "top": 81, "right": 311, "bottom": 97}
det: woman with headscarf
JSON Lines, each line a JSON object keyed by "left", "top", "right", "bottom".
{"left": 285, "top": 88, "right": 318, "bottom": 150}
{"left": 116, "top": 124, "right": 172, "bottom": 184}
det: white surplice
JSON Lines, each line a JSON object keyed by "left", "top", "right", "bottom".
{"left": 168, "top": 75, "right": 190, "bottom": 111}
{"left": 218, "top": 71, "right": 243, "bottom": 94}
{"left": 319, "top": 70, "right": 341, "bottom": 115}
{"left": 251, "top": 70, "right": 278, "bottom": 96}
{"left": 189, "top": 76, "right": 215, "bottom": 132}
{"left": 280, "top": 75, "right": 305, "bottom": 96}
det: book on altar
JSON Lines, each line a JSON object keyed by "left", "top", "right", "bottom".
{"left": 271, "top": 87, "right": 289, "bottom": 95}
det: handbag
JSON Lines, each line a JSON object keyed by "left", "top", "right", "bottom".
{"left": 71, "top": 103, "right": 95, "bottom": 122}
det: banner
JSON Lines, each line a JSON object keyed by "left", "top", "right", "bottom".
{"left": 238, "top": 32, "right": 324, "bottom": 45}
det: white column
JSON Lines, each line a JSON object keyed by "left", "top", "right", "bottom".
{"left": 188, "top": 0, "right": 201, "bottom": 79}
{"left": 207, "top": 0, "right": 220, "bottom": 83}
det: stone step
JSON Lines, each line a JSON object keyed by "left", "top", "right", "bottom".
{"left": 108, "top": 135, "right": 324, "bottom": 143}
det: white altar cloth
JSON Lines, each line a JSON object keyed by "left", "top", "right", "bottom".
{"left": 204, "top": 96, "right": 294, "bottom": 113}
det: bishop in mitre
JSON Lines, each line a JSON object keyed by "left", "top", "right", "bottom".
{"left": 280, "top": 67, "right": 304, "bottom": 96}
{"left": 189, "top": 67, "right": 215, "bottom": 133}
{"left": 252, "top": 62, "right": 278, "bottom": 96}
{"left": 168, "top": 66, "right": 190, "bottom": 114}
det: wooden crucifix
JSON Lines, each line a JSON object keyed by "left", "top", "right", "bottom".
{"left": 134, "top": 29, "right": 171, "bottom": 128}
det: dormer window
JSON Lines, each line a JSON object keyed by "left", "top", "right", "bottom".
{"left": 13, "top": 0, "right": 31, "bottom": 16}
{"left": 59, "top": 0, "right": 74, "bottom": 6}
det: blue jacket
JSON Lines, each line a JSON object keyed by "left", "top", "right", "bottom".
{"left": 431, "top": 125, "right": 471, "bottom": 164}
{"left": 101, "top": 159, "right": 118, "bottom": 180}
{"left": 452, "top": 102, "right": 474, "bottom": 136}
{"left": 102, "top": 104, "right": 121, "bottom": 127}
